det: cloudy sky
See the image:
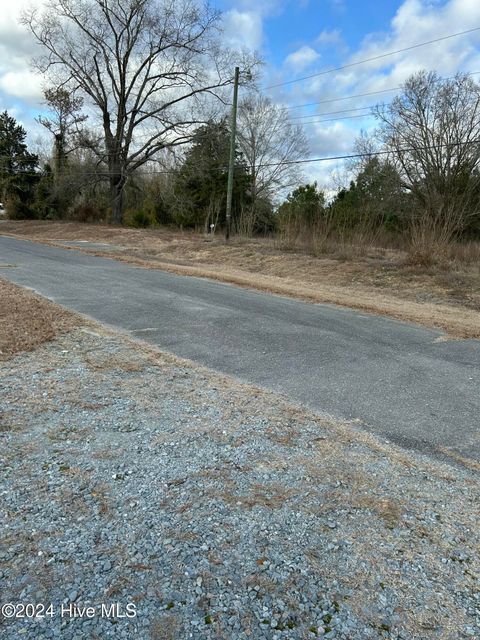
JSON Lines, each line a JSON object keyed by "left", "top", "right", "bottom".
{"left": 1, "top": 0, "right": 480, "bottom": 187}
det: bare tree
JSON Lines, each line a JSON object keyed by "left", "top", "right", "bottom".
{"left": 374, "top": 71, "right": 480, "bottom": 246}
{"left": 237, "top": 95, "right": 308, "bottom": 227}
{"left": 23, "top": 0, "right": 256, "bottom": 222}
{"left": 350, "top": 129, "right": 378, "bottom": 173}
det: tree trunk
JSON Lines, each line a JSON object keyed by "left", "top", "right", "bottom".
{"left": 54, "top": 133, "right": 66, "bottom": 182}
{"left": 110, "top": 173, "right": 124, "bottom": 224}
{"left": 105, "top": 119, "right": 126, "bottom": 224}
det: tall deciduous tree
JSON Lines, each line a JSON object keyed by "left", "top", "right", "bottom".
{"left": 374, "top": 71, "right": 480, "bottom": 242}
{"left": 23, "top": 0, "right": 256, "bottom": 223}
{"left": 237, "top": 95, "right": 308, "bottom": 220}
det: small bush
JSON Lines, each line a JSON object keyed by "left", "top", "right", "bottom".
{"left": 123, "top": 209, "right": 156, "bottom": 228}
{"left": 5, "top": 196, "right": 38, "bottom": 220}
{"left": 68, "top": 203, "right": 106, "bottom": 223}
{"left": 445, "top": 241, "right": 480, "bottom": 265}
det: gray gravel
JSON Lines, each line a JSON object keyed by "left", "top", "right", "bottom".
{"left": 1, "top": 328, "right": 479, "bottom": 640}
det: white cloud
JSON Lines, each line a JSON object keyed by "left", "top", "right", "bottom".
{"left": 0, "top": 0, "right": 45, "bottom": 110}
{"left": 285, "top": 45, "right": 321, "bottom": 70}
{"left": 0, "top": 3, "right": 42, "bottom": 69}
{"left": 288, "top": 122, "right": 357, "bottom": 192}
{"left": 330, "top": 0, "right": 346, "bottom": 14}
{"left": 266, "top": 0, "right": 480, "bottom": 190}
{"left": 345, "top": 0, "right": 480, "bottom": 82}
{"left": 222, "top": 10, "right": 264, "bottom": 51}
{"left": 3, "top": 0, "right": 480, "bottom": 192}
{"left": 0, "top": 70, "right": 43, "bottom": 101}
{"left": 226, "top": 0, "right": 286, "bottom": 18}
{"left": 316, "top": 28, "right": 344, "bottom": 48}
{"left": 306, "top": 121, "right": 355, "bottom": 157}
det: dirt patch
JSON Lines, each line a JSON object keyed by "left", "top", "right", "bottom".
{"left": 2, "top": 221, "right": 480, "bottom": 338}
{"left": 0, "top": 277, "right": 80, "bottom": 360}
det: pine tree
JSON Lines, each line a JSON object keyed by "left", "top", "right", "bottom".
{"left": 173, "top": 120, "right": 251, "bottom": 231}
{"left": 0, "top": 111, "right": 39, "bottom": 215}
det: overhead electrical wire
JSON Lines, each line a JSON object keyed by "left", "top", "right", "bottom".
{"left": 245, "top": 138, "right": 480, "bottom": 169}
{"left": 288, "top": 105, "right": 380, "bottom": 120}
{"left": 4, "top": 26, "right": 480, "bottom": 182}
{"left": 282, "top": 87, "right": 407, "bottom": 110}
{"left": 292, "top": 113, "right": 373, "bottom": 126}
{"left": 265, "top": 27, "right": 480, "bottom": 89}
{"left": 3, "top": 139, "right": 480, "bottom": 177}
{"left": 281, "top": 71, "right": 480, "bottom": 112}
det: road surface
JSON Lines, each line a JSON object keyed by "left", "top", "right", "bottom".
{"left": 1, "top": 235, "right": 479, "bottom": 466}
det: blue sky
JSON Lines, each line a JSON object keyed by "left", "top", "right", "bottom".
{"left": 232, "top": 0, "right": 401, "bottom": 68}
{"left": 218, "top": 0, "right": 480, "bottom": 184}
{"left": 1, "top": 0, "right": 480, "bottom": 187}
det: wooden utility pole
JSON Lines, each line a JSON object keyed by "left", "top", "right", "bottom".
{"left": 225, "top": 66, "right": 240, "bottom": 241}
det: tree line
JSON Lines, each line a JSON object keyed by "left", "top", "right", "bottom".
{"left": 1, "top": 0, "right": 480, "bottom": 262}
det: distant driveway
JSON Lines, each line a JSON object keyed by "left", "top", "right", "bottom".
{"left": 1, "top": 235, "right": 479, "bottom": 466}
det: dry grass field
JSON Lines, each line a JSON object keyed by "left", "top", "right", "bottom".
{"left": 0, "top": 277, "right": 80, "bottom": 359}
{"left": 2, "top": 220, "right": 480, "bottom": 338}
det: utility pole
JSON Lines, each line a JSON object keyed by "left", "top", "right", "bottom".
{"left": 225, "top": 66, "right": 240, "bottom": 241}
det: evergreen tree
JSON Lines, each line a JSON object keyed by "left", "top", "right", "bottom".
{"left": 0, "top": 111, "right": 39, "bottom": 217}
{"left": 172, "top": 120, "right": 251, "bottom": 231}
{"left": 330, "top": 158, "right": 408, "bottom": 231}
{"left": 277, "top": 183, "right": 325, "bottom": 228}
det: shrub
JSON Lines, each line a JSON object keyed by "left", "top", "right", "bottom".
{"left": 123, "top": 209, "right": 155, "bottom": 228}
{"left": 68, "top": 203, "right": 107, "bottom": 223}
{"left": 5, "top": 196, "right": 38, "bottom": 220}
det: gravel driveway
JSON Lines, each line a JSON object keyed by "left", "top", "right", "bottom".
{"left": 1, "top": 327, "right": 479, "bottom": 640}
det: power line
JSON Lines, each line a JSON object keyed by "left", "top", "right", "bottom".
{"left": 283, "top": 70, "right": 480, "bottom": 126}
{"left": 296, "top": 113, "right": 373, "bottom": 126}
{"left": 289, "top": 105, "right": 379, "bottom": 120}
{"left": 253, "top": 138, "right": 480, "bottom": 169}
{"left": 271, "top": 111, "right": 376, "bottom": 133}
{"left": 285, "top": 87, "right": 397, "bottom": 110}
{"left": 271, "top": 114, "right": 374, "bottom": 131}
{"left": 277, "top": 107, "right": 389, "bottom": 131}
{"left": 3, "top": 139, "right": 480, "bottom": 176}
{"left": 282, "top": 71, "right": 480, "bottom": 111}
{"left": 265, "top": 27, "right": 480, "bottom": 90}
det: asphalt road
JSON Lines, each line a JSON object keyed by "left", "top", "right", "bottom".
{"left": 1, "top": 235, "right": 479, "bottom": 465}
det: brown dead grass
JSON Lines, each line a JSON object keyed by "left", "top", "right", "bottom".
{"left": 2, "top": 220, "right": 480, "bottom": 338}
{"left": 0, "top": 277, "right": 80, "bottom": 360}
{"left": 435, "top": 446, "right": 480, "bottom": 473}
{"left": 83, "top": 353, "right": 145, "bottom": 372}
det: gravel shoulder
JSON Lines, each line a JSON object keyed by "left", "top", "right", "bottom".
{"left": 1, "top": 287, "right": 479, "bottom": 639}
